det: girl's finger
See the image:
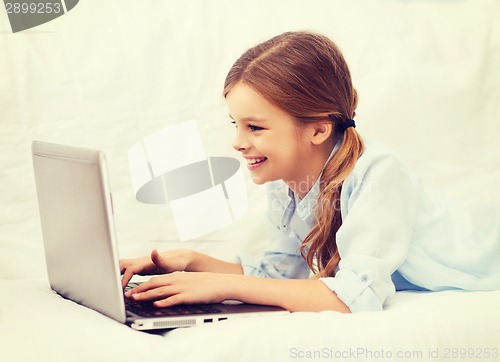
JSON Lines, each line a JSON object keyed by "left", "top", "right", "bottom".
{"left": 153, "top": 294, "right": 183, "bottom": 308}
{"left": 131, "top": 286, "right": 175, "bottom": 301}
{"left": 151, "top": 249, "right": 170, "bottom": 270}
{"left": 121, "top": 268, "right": 136, "bottom": 289}
{"left": 126, "top": 275, "right": 174, "bottom": 295}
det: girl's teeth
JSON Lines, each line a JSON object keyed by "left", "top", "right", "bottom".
{"left": 248, "top": 158, "right": 266, "bottom": 165}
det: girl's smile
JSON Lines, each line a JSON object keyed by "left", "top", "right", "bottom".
{"left": 244, "top": 156, "right": 268, "bottom": 170}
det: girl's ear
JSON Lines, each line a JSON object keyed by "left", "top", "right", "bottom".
{"left": 310, "top": 122, "right": 333, "bottom": 145}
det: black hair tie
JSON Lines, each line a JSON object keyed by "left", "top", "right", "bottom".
{"left": 338, "top": 119, "right": 356, "bottom": 132}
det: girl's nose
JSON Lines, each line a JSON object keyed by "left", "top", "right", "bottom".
{"left": 232, "top": 129, "right": 250, "bottom": 152}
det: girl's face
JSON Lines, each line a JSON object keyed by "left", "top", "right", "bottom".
{"left": 226, "top": 82, "right": 323, "bottom": 195}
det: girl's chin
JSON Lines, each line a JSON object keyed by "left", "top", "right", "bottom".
{"left": 250, "top": 177, "right": 267, "bottom": 185}
{"left": 250, "top": 173, "right": 279, "bottom": 185}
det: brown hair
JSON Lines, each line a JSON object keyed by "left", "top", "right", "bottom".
{"left": 223, "top": 31, "right": 364, "bottom": 277}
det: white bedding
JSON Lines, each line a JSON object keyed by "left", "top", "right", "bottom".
{"left": 1, "top": 1, "right": 500, "bottom": 361}
{"left": 1, "top": 278, "right": 499, "bottom": 362}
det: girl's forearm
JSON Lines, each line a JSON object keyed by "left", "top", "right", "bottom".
{"left": 225, "top": 274, "right": 351, "bottom": 313}
{"left": 187, "top": 250, "right": 243, "bottom": 274}
{"left": 182, "top": 251, "right": 349, "bottom": 312}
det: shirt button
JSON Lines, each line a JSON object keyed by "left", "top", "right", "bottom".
{"left": 361, "top": 274, "right": 370, "bottom": 283}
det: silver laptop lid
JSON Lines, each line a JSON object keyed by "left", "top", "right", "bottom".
{"left": 32, "top": 141, "right": 126, "bottom": 323}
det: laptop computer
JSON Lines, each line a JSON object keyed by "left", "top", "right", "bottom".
{"left": 32, "top": 140, "right": 288, "bottom": 331}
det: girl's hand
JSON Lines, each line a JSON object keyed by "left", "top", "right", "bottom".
{"left": 120, "top": 249, "right": 194, "bottom": 289}
{"left": 124, "top": 272, "right": 233, "bottom": 307}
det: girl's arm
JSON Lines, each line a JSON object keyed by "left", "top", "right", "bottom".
{"left": 187, "top": 250, "right": 244, "bottom": 274}
{"left": 230, "top": 274, "right": 351, "bottom": 312}
{"left": 126, "top": 272, "right": 351, "bottom": 313}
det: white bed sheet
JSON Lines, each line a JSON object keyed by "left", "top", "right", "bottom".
{"left": 1, "top": 278, "right": 499, "bottom": 362}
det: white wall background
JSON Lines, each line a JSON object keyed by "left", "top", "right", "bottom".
{"left": 1, "top": 0, "right": 499, "bottom": 279}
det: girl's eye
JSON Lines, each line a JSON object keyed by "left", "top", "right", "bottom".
{"left": 248, "top": 124, "right": 263, "bottom": 132}
{"left": 230, "top": 121, "right": 263, "bottom": 132}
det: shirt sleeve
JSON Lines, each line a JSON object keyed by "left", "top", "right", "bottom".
{"left": 319, "top": 152, "right": 421, "bottom": 312}
{"left": 237, "top": 229, "right": 312, "bottom": 279}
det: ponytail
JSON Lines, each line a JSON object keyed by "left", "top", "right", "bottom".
{"left": 300, "top": 125, "right": 364, "bottom": 278}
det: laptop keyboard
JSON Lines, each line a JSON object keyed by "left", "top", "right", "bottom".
{"left": 124, "top": 283, "right": 223, "bottom": 317}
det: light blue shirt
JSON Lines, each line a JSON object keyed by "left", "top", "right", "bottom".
{"left": 238, "top": 138, "right": 500, "bottom": 312}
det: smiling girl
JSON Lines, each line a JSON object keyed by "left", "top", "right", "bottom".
{"left": 121, "top": 31, "right": 500, "bottom": 312}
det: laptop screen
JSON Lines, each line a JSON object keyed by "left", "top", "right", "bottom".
{"left": 32, "top": 141, "right": 126, "bottom": 323}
